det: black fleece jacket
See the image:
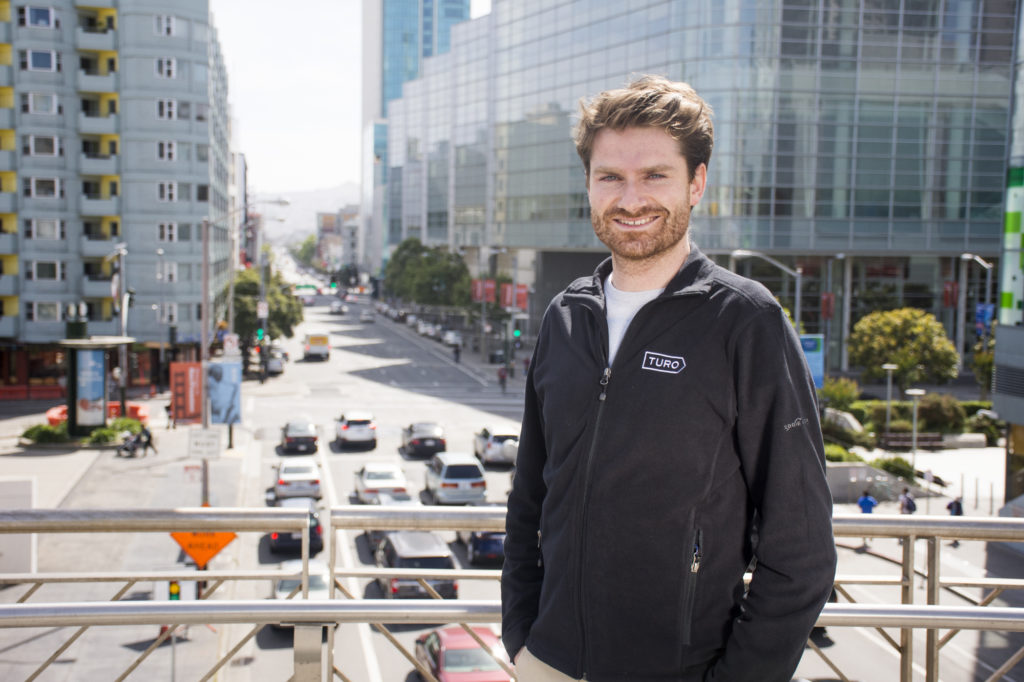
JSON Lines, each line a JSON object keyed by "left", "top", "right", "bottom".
{"left": 502, "top": 247, "right": 836, "bottom": 681}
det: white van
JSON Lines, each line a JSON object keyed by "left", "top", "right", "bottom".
{"left": 302, "top": 332, "right": 330, "bottom": 361}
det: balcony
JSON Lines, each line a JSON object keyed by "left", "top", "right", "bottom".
{"left": 0, "top": 65, "right": 10, "bottom": 88}
{"left": 0, "top": 193, "right": 16, "bottom": 213}
{"left": 75, "top": 27, "right": 116, "bottom": 51}
{"left": 80, "top": 233, "right": 115, "bottom": 257}
{"left": 0, "top": 22, "right": 10, "bottom": 43}
{"left": 79, "top": 152, "right": 118, "bottom": 175}
{"left": 80, "top": 195, "right": 120, "bottom": 216}
{"left": 78, "top": 112, "right": 118, "bottom": 135}
{"left": 0, "top": 275, "right": 17, "bottom": 296}
{"left": 77, "top": 70, "right": 118, "bottom": 93}
{"left": 82, "top": 274, "right": 115, "bottom": 298}
{"left": 0, "top": 109, "right": 13, "bottom": 129}
{"left": 0, "top": 150, "right": 13, "bottom": 172}
{"left": 0, "top": 316, "right": 15, "bottom": 338}
{"left": 0, "top": 232, "right": 15, "bottom": 253}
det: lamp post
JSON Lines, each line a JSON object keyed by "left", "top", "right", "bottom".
{"left": 103, "top": 243, "right": 129, "bottom": 417}
{"left": 156, "top": 248, "right": 166, "bottom": 392}
{"left": 882, "top": 362, "right": 899, "bottom": 433}
{"left": 906, "top": 388, "right": 925, "bottom": 479}
{"left": 731, "top": 249, "right": 803, "bottom": 330}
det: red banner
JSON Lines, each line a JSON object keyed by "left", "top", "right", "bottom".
{"left": 170, "top": 362, "right": 202, "bottom": 424}
{"left": 500, "top": 283, "right": 513, "bottom": 307}
{"left": 484, "top": 279, "right": 496, "bottom": 303}
{"left": 942, "top": 281, "right": 958, "bottom": 308}
{"left": 515, "top": 283, "right": 528, "bottom": 311}
{"left": 471, "top": 279, "right": 483, "bottom": 302}
{"left": 820, "top": 292, "right": 835, "bottom": 320}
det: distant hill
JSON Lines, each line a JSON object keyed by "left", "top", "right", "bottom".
{"left": 254, "top": 183, "right": 360, "bottom": 245}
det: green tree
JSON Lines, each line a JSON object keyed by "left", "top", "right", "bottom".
{"left": 847, "top": 307, "right": 959, "bottom": 391}
{"left": 292, "top": 235, "right": 317, "bottom": 269}
{"left": 226, "top": 267, "right": 304, "bottom": 345}
{"left": 383, "top": 238, "right": 471, "bottom": 306}
{"left": 971, "top": 329, "right": 995, "bottom": 400}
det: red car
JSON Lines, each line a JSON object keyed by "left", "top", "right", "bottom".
{"left": 414, "top": 626, "right": 512, "bottom": 682}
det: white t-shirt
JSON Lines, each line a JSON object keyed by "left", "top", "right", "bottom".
{"left": 604, "top": 274, "right": 662, "bottom": 365}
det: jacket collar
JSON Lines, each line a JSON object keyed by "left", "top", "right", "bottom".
{"left": 564, "top": 243, "right": 717, "bottom": 305}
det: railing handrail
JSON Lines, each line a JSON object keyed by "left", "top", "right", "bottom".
{"left": 0, "top": 508, "right": 309, "bottom": 533}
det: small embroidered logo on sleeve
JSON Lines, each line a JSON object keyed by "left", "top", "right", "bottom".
{"left": 784, "top": 417, "right": 809, "bottom": 431}
{"left": 641, "top": 351, "right": 686, "bottom": 374}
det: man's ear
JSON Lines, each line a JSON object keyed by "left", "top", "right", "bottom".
{"left": 689, "top": 163, "right": 708, "bottom": 207}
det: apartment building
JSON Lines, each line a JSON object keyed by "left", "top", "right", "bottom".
{"left": 0, "top": 0, "right": 231, "bottom": 398}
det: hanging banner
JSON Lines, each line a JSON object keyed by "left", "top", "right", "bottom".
{"left": 170, "top": 362, "right": 202, "bottom": 425}
{"left": 515, "top": 283, "right": 529, "bottom": 311}
{"left": 471, "top": 279, "right": 484, "bottom": 302}
{"left": 76, "top": 349, "right": 106, "bottom": 426}
{"left": 800, "top": 334, "right": 825, "bottom": 390}
{"left": 500, "top": 283, "right": 513, "bottom": 307}
{"left": 484, "top": 279, "right": 496, "bottom": 303}
{"left": 207, "top": 362, "right": 242, "bottom": 425}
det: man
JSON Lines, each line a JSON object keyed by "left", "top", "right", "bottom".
{"left": 857, "top": 489, "right": 879, "bottom": 546}
{"left": 899, "top": 487, "right": 916, "bottom": 515}
{"left": 502, "top": 76, "right": 836, "bottom": 682}
{"left": 947, "top": 496, "right": 963, "bottom": 547}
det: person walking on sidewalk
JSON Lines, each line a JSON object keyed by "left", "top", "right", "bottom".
{"left": 497, "top": 365, "right": 508, "bottom": 393}
{"left": 947, "top": 496, "right": 964, "bottom": 547}
{"left": 139, "top": 424, "right": 157, "bottom": 456}
{"left": 857, "top": 489, "right": 879, "bottom": 546}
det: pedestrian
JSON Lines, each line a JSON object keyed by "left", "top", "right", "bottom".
{"left": 947, "top": 496, "right": 964, "bottom": 547}
{"left": 857, "top": 489, "right": 879, "bottom": 546}
{"left": 139, "top": 424, "right": 156, "bottom": 456}
{"left": 898, "top": 486, "right": 917, "bottom": 545}
{"left": 522, "top": 356, "right": 530, "bottom": 375}
{"left": 165, "top": 402, "right": 174, "bottom": 429}
{"left": 502, "top": 75, "right": 836, "bottom": 682}
{"left": 453, "top": 344, "right": 461, "bottom": 363}
{"left": 497, "top": 365, "right": 507, "bottom": 394}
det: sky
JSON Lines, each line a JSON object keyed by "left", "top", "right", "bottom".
{"left": 209, "top": 0, "right": 491, "bottom": 196}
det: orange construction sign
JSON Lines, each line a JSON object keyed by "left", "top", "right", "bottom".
{"left": 170, "top": 531, "right": 236, "bottom": 569}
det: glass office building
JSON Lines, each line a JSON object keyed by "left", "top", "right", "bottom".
{"left": 382, "top": 0, "right": 1019, "bottom": 371}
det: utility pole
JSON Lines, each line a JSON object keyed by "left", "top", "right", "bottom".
{"left": 200, "top": 218, "right": 210, "bottom": 506}
{"left": 117, "top": 246, "right": 128, "bottom": 417}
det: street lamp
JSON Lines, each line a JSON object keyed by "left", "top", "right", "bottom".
{"left": 731, "top": 249, "right": 803, "bottom": 330}
{"left": 906, "top": 388, "right": 925, "bottom": 479}
{"left": 156, "top": 247, "right": 166, "bottom": 392}
{"left": 882, "top": 362, "right": 899, "bottom": 433}
{"left": 103, "top": 242, "right": 129, "bottom": 416}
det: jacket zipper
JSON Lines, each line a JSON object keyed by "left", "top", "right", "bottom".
{"left": 574, "top": 366, "right": 611, "bottom": 679}
{"left": 681, "top": 528, "right": 703, "bottom": 646}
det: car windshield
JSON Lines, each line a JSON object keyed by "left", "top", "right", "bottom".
{"left": 282, "top": 465, "right": 316, "bottom": 476}
{"left": 413, "top": 424, "right": 442, "bottom": 435}
{"left": 287, "top": 423, "right": 316, "bottom": 436}
{"left": 443, "top": 648, "right": 503, "bottom": 672}
{"left": 347, "top": 419, "right": 371, "bottom": 426}
{"left": 493, "top": 435, "right": 517, "bottom": 443}
{"left": 278, "top": 574, "right": 329, "bottom": 593}
{"left": 365, "top": 471, "right": 398, "bottom": 481}
{"left": 398, "top": 556, "right": 454, "bottom": 570}
{"left": 444, "top": 465, "right": 483, "bottom": 479}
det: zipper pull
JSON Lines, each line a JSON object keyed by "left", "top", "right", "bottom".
{"left": 691, "top": 532, "right": 703, "bottom": 573}
{"left": 537, "top": 530, "right": 543, "bottom": 567}
{"left": 598, "top": 367, "right": 611, "bottom": 401}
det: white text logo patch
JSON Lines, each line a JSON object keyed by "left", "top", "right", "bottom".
{"left": 642, "top": 351, "right": 686, "bottom": 374}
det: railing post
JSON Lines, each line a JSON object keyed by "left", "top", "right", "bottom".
{"left": 926, "top": 537, "right": 940, "bottom": 682}
{"left": 293, "top": 625, "right": 325, "bottom": 681}
{"left": 901, "top": 534, "right": 915, "bottom": 682}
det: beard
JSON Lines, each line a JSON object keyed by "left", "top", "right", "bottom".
{"left": 591, "top": 204, "right": 691, "bottom": 263}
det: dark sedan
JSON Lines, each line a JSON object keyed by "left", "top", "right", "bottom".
{"left": 457, "top": 530, "right": 506, "bottom": 565}
{"left": 280, "top": 420, "right": 318, "bottom": 454}
{"left": 400, "top": 422, "right": 447, "bottom": 457}
{"left": 268, "top": 497, "right": 324, "bottom": 555}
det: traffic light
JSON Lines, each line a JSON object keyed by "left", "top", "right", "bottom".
{"left": 169, "top": 580, "right": 181, "bottom": 601}
{"left": 256, "top": 326, "right": 265, "bottom": 342}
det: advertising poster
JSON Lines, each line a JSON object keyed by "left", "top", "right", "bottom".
{"left": 76, "top": 349, "right": 106, "bottom": 426}
{"left": 207, "top": 362, "right": 242, "bottom": 425}
{"left": 800, "top": 334, "right": 825, "bottom": 389}
{"left": 170, "top": 362, "right": 203, "bottom": 424}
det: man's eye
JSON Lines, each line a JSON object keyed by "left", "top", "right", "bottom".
{"left": 598, "top": 175, "right": 620, "bottom": 182}
{"left": 648, "top": 173, "right": 666, "bottom": 179}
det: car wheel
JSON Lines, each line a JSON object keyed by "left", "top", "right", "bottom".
{"left": 370, "top": 440, "right": 377, "bottom": 449}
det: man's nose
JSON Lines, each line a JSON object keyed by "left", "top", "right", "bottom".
{"left": 617, "top": 180, "right": 648, "bottom": 213}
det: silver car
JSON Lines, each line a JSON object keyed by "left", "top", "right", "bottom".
{"left": 335, "top": 411, "right": 377, "bottom": 449}
{"left": 424, "top": 452, "right": 487, "bottom": 505}
{"left": 273, "top": 459, "right": 322, "bottom": 500}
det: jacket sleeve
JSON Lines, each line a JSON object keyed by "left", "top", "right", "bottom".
{"left": 707, "top": 306, "right": 837, "bottom": 682}
{"left": 501, "top": 346, "right": 548, "bottom": 661}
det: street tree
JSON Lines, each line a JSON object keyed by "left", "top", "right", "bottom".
{"left": 291, "top": 235, "right": 317, "bottom": 270}
{"left": 384, "top": 238, "right": 471, "bottom": 306}
{"left": 847, "top": 307, "right": 959, "bottom": 391}
{"left": 226, "top": 267, "right": 304, "bottom": 353}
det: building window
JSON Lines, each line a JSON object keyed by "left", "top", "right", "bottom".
{"left": 158, "top": 261, "right": 177, "bottom": 283}
{"left": 162, "top": 302, "right": 178, "bottom": 324}
{"left": 23, "top": 177, "right": 61, "bottom": 198}
{"left": 197, "top": 185, "right": 209, "bottom": 202}
{"left": 21, "top": 50, "right": 60, "bottom": 72}
{"left": 157, "top": 182, "right": 177, "bottom": 202}
{"left": 157, "top": 141, "right": 176, "bottom": 161}
{"left": 155, "top": 57, "right": 176, "bottom": 78}
{"left": 154, "top": 15, "right": 175, "bottom": 36}
{"left": 195, "top": 103, "right": 208, "bottom": 121}
{"left": 21, "top": 92, "right": 60, "bottom": 114}
{"left": 156, "top": 99, "right": 177, "bottom": 120}
{"left": 18, "top": 7, "right": 58, "bottom": 28}
{"left": 158, "top": 222, "right": 177, "bottom": 242}
{"left": 23, "top": 135, "right": 60, "bottom": 156}
{"left": 23, "top": 219, "right": 64, "bottom": 239}
{"left": 26, "top": 302, "right": 61, "bottom": 321}
{"left": 29, "top": 260, "right": 62, "bottom": 280}
{"left": 196, "top": 144, "right": 209, "bottom": 162}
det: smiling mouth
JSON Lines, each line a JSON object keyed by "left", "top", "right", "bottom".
{"left": 614, "top": 215, "right": 659, "bottom": 228}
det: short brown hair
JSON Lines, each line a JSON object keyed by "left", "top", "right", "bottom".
{"left": 573, "top": 75, "right": 714, "bottom": 180}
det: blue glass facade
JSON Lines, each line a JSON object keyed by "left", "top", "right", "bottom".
{"left": 382, "top": 0, "right": 1020, "bottom": 370}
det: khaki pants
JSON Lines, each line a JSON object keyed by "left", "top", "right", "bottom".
{"left": 515, "top": 647, "right": 585, "bottom": 681}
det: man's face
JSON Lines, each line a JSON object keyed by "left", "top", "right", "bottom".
{"left": 587, "top": 126, "right": 706, "bottom": 263}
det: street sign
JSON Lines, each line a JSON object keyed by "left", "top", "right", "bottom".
{"left": 222, "top": 333, "right": 239, "bottom": 356}
{"left": 256, "top": 300, "right": 269, "bottom": 319}
{"left": 169, "top": 531, "right": 236, "bottom": 569}
{"left": 188, "top": 428, "right": 221, "bottom": 459}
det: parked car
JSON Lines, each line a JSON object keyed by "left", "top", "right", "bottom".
{"left": 359, "top": 310, "right": 375, "bottom": 323}
{"left": 441, "top": 330, "right": 463, "bottom": 348}
{"left": 354, "top": 462, "right": 409, "bottom": 504}
{"left": 366, "top": 492, "right": 423, "bottom": 549}
{"left": 374, "top": 530, "right": 457, "bottom": 599}
{"left": 329, "top": 300, "right": 348, "bottom": 315}
{"left": 266, "top": 349, "right": 286, "bottom": 376}
{"left": 414, "top": 626, "right": 512, "bottom": 682}
{"left": 473, "top": 428, "right": 520, "bottom": 466}
{"left": 273, "top": 459, "right": 322, "bottom": 500}
{"left": 269, "top": 497, "right": 324, "bottom": 555}
{"left": 280, "top": 420, "right": 318, "bottom": 454}
{"left": 335, "top": 411, "right": 377, "bottom": 449}
{"left": 401, "top": 422, "right": 447, "bottom": 457}
{"left": 270, "top": 558, "right": 332, "bottom": 629}
{"left": 424, "top": 452, "right": 487, "bottom": 505}
{"left": 457, "top": 530, "right": 507, "bottom": 566}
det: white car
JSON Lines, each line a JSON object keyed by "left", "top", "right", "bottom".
{"left": 354, "top": 462, "right": 409, "bottom": 504}
{"left": 359, "top": 310, "right": 375, "bottom": 323}
{"left": 266, "top": 350, "right": 286, "bottom": 375}
{"left": 335, "top": 411, "right": 377, "bottom": 449}
{"left": 473, "top": 428, "right": 520, "bottom": 465}
{"left": 329, "top": 300, "right": 348, "bottom": 315}
{"left": 274, "top": 459, "right": 322, "bottom": 500}
{"left": 441, "top": 330, "right": 463, "bottom": 347}
{"left": 270, "top": 558, "right": 333, "bottom": 628}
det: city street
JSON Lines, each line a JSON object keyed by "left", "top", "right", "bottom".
{"left": 0, "top": 296, "right": 1020, "bottom": 681}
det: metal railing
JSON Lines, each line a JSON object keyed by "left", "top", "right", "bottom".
{"left": 0, "top": 508, "right": 1021, "bottom": 682}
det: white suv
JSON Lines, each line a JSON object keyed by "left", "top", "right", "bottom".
{"left": 335, "top": 411, "right": 377, "bottom": 449}
{"left": 424, "top": 452, "right": 487, "bottom": 505}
